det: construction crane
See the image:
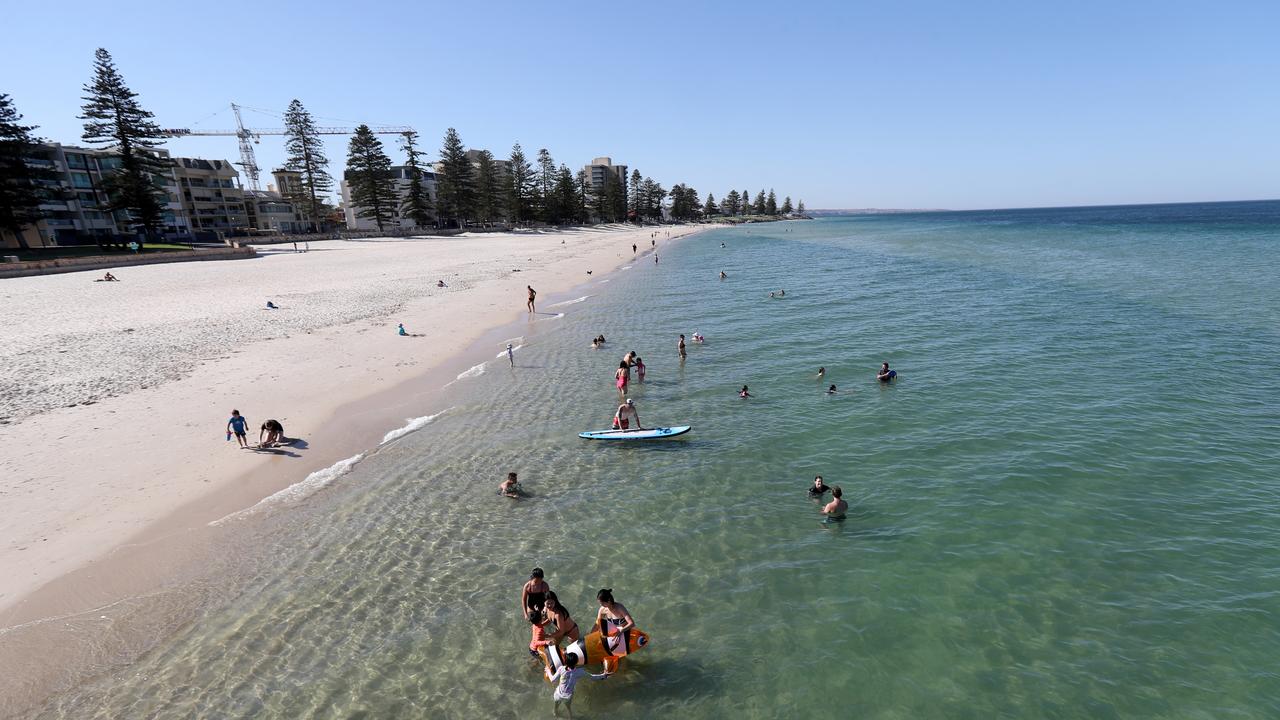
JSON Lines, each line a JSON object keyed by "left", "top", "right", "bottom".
{"left": 159, "top": 103, "right": 414, "bottom": 192}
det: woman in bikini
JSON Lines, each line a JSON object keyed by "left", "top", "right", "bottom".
{"left": 592, "top": 588, "right": 635, "bottom": 640}
{"left": 544, "top": 591, "right": 582, "bottom": 645}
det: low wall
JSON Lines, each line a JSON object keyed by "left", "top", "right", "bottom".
{"left": 0, "top": 246, "right": 257, "bottom": 279}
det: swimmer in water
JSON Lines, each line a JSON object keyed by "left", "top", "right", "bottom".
{"left": 739, "top": 385, "right": 752, "bottom": 398}
{"left": 719, "top": 271, "right": 727, "bottom": 279}
{"left": 500, "top": 471, "right": 522, "bottom": 497}
{"left": 692, "top": 331, "right": 704, "bottom": 343}
{"left": 822, "top": 486, "right": 848, "bottom": 520}
{"left": 808, "top": 475, "right": 831, "bottom": 497}
{"left": 878, "top": 362, "right": 896, "bottom": 382}
{"left": 816, "top": 367, "right": 825, "bottom": 379}
{"left": 826, "top": 384, "right": 837, "bottom": 394}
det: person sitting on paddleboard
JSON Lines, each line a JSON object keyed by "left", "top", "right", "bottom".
{"left": 822, "top": 486, "right": 848, "bottom": 520}
{"left": 500, "top": 472, "right": 522, "bottom": 498}
{"left": 593, "top": 589, "right": 635, "bottom": 640}
{"left": 613, "top": 399, "right": 640, "bottom": 430}
{"left": 521, "top": 567, "right": 550, "bottom": 618}
{"left": 544, "top": 591, "right": 582, "bottom": 645}
{"left": 878, "top": 362, "right": 896, "bottom": 382}
{"left": 809, "top": 475, "right": 831, "bottom": 497}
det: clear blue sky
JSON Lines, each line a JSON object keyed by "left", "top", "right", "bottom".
{"left": 3, "top": 1, "right": 1277, "bottom": 209}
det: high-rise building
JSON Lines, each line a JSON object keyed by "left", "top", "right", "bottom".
{"left": 582, "top": 157, "right": 628, "bottom": 196}
{"left": 243, "top": 190, "right": 305, "bottom": 233}
{"left": 339, "top": 166, "right": 440, "bottom": 231}
{"left": 172, "top": 157, "right": 247, "bottom": 232}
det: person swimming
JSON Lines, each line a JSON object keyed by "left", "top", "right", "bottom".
{"left": 692, "top": 331, "right": 705, "bottom": 343}
{"left": 500, "top": 471, "right": 522, "bottom": 497}
{"left": 808, "top": 475, "right": 831, "bottom": 497}
{"left": 822, "top": 486, "right": 848, "bottom": 520}
{"left": 826, "top": 384, "right": 837, "bottom": 394}
{"left": 877, "top": 362, "right": 897, "bottom": 382}
{"left": 816, "top": 367, "right": 825, "bottom": 379}
{"left": 739, "top": 385, "right": 752, "bottom": 398}
{"left": 719, "top": 271, "right": 727, "bottom": 279}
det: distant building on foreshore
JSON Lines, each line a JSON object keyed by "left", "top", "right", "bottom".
{"left": 1, "top": 143, "right": 193, "bottom": 249}
{"left": 243, "top": 190, "right": 306, "bottom": 234}
{"left": 172, "top": 156, "right": 247, "bottom": 232}
{"left": 339, "top": 165, "right": 440, "bottom": 231}
{"left": 582, "top": 156, "right": 628, "bottom": 196}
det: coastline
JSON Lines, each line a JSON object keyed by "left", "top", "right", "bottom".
{"left": 0, "top": 223, "right": 714, "bottom": 716}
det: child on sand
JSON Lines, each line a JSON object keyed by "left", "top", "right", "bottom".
{"left": 226, "top": 410, "right": 249, "bottom": 449}
{"left": 398, "top": 323, "right": 408, "bottom": 336}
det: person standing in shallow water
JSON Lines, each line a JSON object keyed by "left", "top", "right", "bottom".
{"left": 527, "top": 285, "right": 537, "bottom": 313}
{"left": 823, "top": 486, "right": 848, "bottom": 520}
{"left": 522, "top": 567, "right": 550, "bottom": 618}
{"left": 678, "top": 334, "right": 687, "bottom": 359}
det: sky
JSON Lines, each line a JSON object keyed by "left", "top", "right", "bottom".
{"left": 3, "top": 0, "right": 1278, "bottom": 210}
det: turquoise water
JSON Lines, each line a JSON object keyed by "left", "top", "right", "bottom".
{"left": 40, "top": 202, "right": 1280, "bottom": 718}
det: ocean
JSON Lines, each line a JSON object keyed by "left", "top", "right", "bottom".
{"left": 37, "top": 201, "right": 1280, "bottom": 718}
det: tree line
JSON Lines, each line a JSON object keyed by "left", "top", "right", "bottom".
{"left": 1, "top": 48, "right": 803, "bottom": 247}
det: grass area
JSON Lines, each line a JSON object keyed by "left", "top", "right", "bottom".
{"left": 5, "top": 243, "right": 196, "bottom": 262}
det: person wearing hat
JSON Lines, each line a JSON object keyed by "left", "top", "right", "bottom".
{"left": 612, "top": 399, "right": 641, "bottom": 431}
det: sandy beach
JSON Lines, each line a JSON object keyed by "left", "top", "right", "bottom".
{"left": 0, "top": 224, "right": 702, "bottom": 637}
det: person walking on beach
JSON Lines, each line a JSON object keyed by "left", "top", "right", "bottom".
{"left": 615, "top": 361, "right": 630, "bottom": 395}
{"left": 548, "top": 651, "right": 608, "bottom": 719}
{"left": 613, "top": 398, "right": 640, "bottom": 430}
{"left": 632, "top": 243, "right": 637, "bottom": 254}
{"left": 678, "top": 334, "right": 687, "bottom": 359}
{"left": 506, "top": 343, "right": 515, "bottom": 367}
{"left": 527, "top": 285, "right": 537, "bottom": 313}
{"left": 226, "top": 410, "right": 249, "bottom": 449}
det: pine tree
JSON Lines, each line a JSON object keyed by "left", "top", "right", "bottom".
{"left": 435, "top": 128, "right": 474, "bottom": 228}
{"left": 474, "top": 149, "right": 501, "bottom": 225}
{"left": 703, "top": 192, "right": 718, "bottom": 217}
{"left": 282, "top": 99, "right": 333, "bottom": 232}
{"left": 741, "top": 189, "right": 751, "bottom": 215}
{"left": 505, "top": 143, "right": 535, "bottom": 225}
{"left": 754, "top": 189, "right": 767, "bottom": 215}
{"left": 797, "top": 199, "right": 806, "bottom": 215}
{"left": 627, "top": 168, "right": 642, "bottom": 222}
{"left": 766, "top": 189, "right": 778, "bottom": 215}
{"left": 535, "top": 149, "right": 557, "bottom": 223}
{"left": 345, "top": 125, "right": 397, "bottom": 232}
{"left": 722, "top": 189, "right": 741, "bottom": 216}
{"left": 577, "top": 169, "right": 593, "bottom": 224}
{"left": 555, "top": 165, "right": 580, "bottom": 224}
{"left": 399, "top": 130, "right": 433, "bottom": 229}
{"left": 781, "top": 196, "right": 793, "bottom": 214}
{"left": 79, "top": 48, "right": 169, "bottom": 238}
{"left": 0, "top": 94, "right": 60, "bottom": 248}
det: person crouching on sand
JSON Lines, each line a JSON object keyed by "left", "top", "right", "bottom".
{"left": 259, "top": 419, "right": 285, "bottom": 447}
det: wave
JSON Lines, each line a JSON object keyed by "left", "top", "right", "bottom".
{"left": 456, "top": 362, "right": 487, "bottom": 379}
{"left": 620, "top": 265, "right": 633, "bottom": 270}
{"left": 209, "top": 453, "right": 364, "bottom": 526}
{"left": 537, "top": 312, "right": 565, "bottom": 321}
{"left": 381, "top": 407, "right": 453, "bottom": 445}
{"left": 496, "top": 344, "right": 526, "bottom": 358}
{"left": 549, "top": 295, "right": 592, "bottom": 308}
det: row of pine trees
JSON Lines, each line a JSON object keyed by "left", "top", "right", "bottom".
{"left": 1, "top": 48, "right": 804, "bottom": 245}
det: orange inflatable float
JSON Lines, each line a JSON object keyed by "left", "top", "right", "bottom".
{"left": 539, "top": 626, "right": 651, "bottom": 677}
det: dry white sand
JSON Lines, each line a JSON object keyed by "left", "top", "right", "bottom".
{"left": 0, "top": 224, "right": 706, "bottom": 617}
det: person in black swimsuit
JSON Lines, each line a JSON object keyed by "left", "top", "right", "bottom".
{"left": 808, "top": 475, "right": 831, "bottom": 497}
{"left": 521, "top": 567, "right": 550, "bottom": 618}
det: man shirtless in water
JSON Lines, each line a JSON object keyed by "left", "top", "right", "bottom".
{"left": 822, "top": 486, "right": 848, "bottom": 520}
{"left": 527, "top": 285, "right": 537, "bottom": 313}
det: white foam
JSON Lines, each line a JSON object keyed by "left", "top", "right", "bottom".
{"left": 620, "top": 265, "right": 633, "bottom": 270}
{"left": 549, "top": 295, "right": 592, "bottom": 308}
{"left": 503, "top": 335, "right": 524, "bottom": 345}
{"left": 598, "top": 279, "right": 611, "bottom": 284}
{"left": 456, "top": 362, "right": 487, "bottom": 380}
{"left": 496, "top": 344, "right": 525, "bottom": 358}
{"left": 537, "top": 312, "right": 565, "bottom": 322}
{"left": 381, "top": 407, "right": 453, "bottom": 445}
{"left": 209, "top": 453, "right": 364, "bottom": 526}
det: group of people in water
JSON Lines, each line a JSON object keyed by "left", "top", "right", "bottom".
{"left": 522, "top": 568, "right": 634, "bottom": 716}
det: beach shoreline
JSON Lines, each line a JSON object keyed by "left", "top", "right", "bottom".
{"left": 0, "top": 223, "right": 712, "bottom": 716}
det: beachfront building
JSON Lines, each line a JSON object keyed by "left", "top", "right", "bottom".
{"left": 271, "top": 168, "right": 305, "bottom": 199}
{"left": 243, "top": 190, "right": 306, "bottom": 233}
{"left": 339, "top": 165, "right": 440, "bottom": 231}
{"left": 171, "top": 157, "right": 247, "bottom": 233}
{"left": 582, "top": 157, "right": 628, "bottom": 196}
{"left": 1, "top": 143, "right": 192, "bottom": 249}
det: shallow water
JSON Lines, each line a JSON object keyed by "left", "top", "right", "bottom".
{"left": 39, "top": 202, "right": 1280, "bottom": 718}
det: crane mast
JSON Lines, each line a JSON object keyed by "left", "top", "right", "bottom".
{"left": 231, "top": 103, "right": 262, "bottom": 191}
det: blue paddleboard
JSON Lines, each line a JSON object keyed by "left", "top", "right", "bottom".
{"left": 579, "top": 426, "right": 691, "bottom": 440}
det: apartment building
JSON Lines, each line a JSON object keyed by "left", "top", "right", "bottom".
{"left": 582, "top": 156, "right": 628, "bottom": 195}
{"left": 339, "top": 166, "right": 439, "bottom": 231}
{"left": 1, "top": 143, "right": 191, "bottom": 249}
{"left": 172, "top": 157, "right": 247, "bottom": 232}
{"left": 243, "top": 190, "right": 305, "bottom": 233}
